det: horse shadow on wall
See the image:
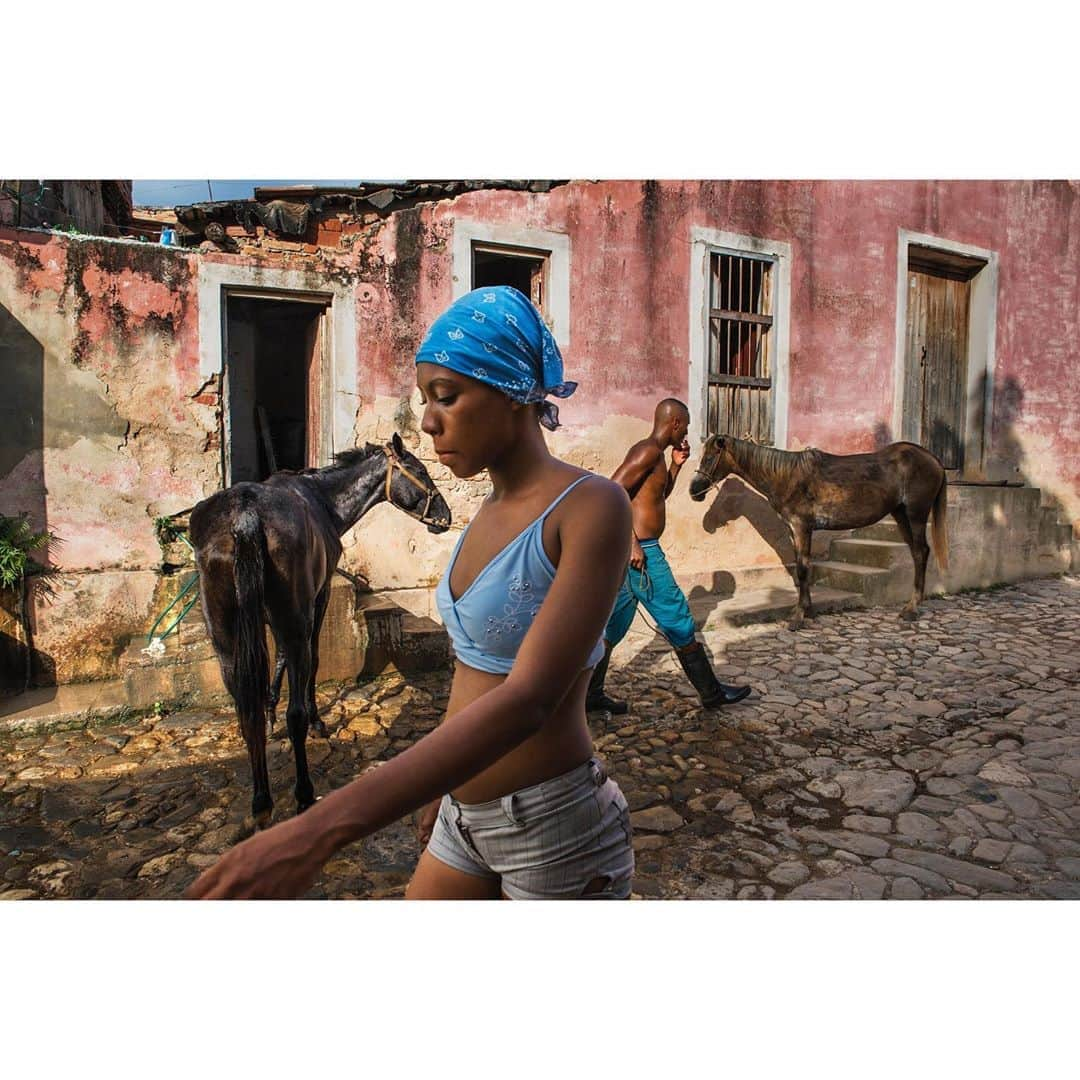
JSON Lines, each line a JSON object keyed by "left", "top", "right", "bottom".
{"left": 698, "top": 476, "right": 797, "bottom": 568}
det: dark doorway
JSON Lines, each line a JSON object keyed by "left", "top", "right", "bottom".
{"left": 472, "top": 243, "right": 548, "bottom": 314}
{"left": 224, "top": 295, "right": 329, "bottom": 483}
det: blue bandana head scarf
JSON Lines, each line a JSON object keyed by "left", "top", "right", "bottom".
{"left": 415, "top": 286, "right": 576, "bottom": 430}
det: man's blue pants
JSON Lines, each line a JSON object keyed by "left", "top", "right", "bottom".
{"left": 604, "top": 539, "right": 697, "bottom": 649}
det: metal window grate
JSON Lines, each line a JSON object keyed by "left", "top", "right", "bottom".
{"left": 707, "top": 252, "right": 775, "bottom": 443}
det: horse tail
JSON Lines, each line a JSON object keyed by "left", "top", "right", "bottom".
{"left": 930, "top": 474, "right": 949, "bottom": 572}
{"left": 232, "top": 507, "right": 269, "bottom": 740}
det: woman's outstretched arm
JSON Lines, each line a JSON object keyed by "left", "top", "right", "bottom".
{"left": 185, "top": 477, "right": 630, "bottom": 899}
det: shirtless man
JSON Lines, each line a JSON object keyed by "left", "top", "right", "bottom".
{"left": 586, "top": 399, "right": 751, "bottom": 714}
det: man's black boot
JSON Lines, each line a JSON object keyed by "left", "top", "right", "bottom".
{"left": 676, "top": 641, "right": 751, "bottom": 708}
{"left": 586, "top": 642, "right": 628, "bottom": 715}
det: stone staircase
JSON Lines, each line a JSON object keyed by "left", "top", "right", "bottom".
{"left": 810, "top": 483, "right": 1077, "bottom": 608}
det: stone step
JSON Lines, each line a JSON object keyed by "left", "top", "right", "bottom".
{"left": 617, "top": 583, "right": 864, "bottom": 651}
{"left": 0, "top": 679, "right": 133, "bottom": 735}
{"left": 810, "top": 560, "right": 896, "bottom": 603}
{"left": 690, "top": 584, "right": 865, "bottom": 630}
{"left": 829, "top": 537, "right": 912, "bottom": 569}
{"left": 852, "top": 520, "right": 903, "bottom": 542}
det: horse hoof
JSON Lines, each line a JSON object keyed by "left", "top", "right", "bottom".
{"left": 311, "top": 718, "right": 328, "bottom": 739}
{"left": 899, "top": 608, "right": 918, "bottom": 622}
{"left": 253, "top": 809, "right": 273, "bottom": 831}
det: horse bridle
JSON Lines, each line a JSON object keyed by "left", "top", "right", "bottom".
{"left": 382, "top": 445, "right": 447, "bottom": 528}
{"left": 691, "top": 432, "right": 753, "bottom": 493}
{"left": 691, "top": 448, "right": 725, "bottom": 494}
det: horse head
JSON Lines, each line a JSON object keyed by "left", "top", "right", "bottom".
{"left": 384, "top": 432, "right": 452, "bottom": 534}
{"left": 689, "top": 434, "right": 737, "bottom": 501}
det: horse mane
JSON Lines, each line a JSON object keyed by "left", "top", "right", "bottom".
{"left": 299, "top": 444, "right": 382, "bottom": 477}
{"left": 727, "top": 437, "right": 820, "bottom": 483}
{"left": 332, "top": 444, "right": 382, "bottom": 468}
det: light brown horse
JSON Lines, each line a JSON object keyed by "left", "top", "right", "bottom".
{"left": 189, "top": 434, "right": 450, "bottom": 828}
{"left": 688, "top": 436, "right": 948, "bottom": 626}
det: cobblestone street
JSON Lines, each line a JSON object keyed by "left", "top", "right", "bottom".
{"left": 2, "top": 577, "right": 1079, "bottom": 901}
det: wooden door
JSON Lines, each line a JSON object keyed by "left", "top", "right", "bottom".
{"left": 903, "top": 269, "right": 970, "bottom": 470}
{"left": 304, "top": 311, "right": 326, "bottom": 467}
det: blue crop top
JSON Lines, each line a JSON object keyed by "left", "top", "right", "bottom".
{"left": 435, "top": 474, "right": 606, "bottom": 676}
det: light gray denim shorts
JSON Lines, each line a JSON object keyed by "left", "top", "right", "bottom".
{"left": 427, "top": 757, "right": 634, "bottom": 900}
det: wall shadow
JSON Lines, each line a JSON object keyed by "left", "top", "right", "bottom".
{"left": 699, "top": 476, "right": 795, "bottom": 566}
{"left": 0, "top": 302, "right": 55, "bottom": 694}
{"left": 872, "top": 421, "right": 894, "bottom": 449}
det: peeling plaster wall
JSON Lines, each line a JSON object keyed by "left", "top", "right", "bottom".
{"left": 0, "top": 229, "right": 215, "bottom": 682}
{"left": 2, "top": 179, "right": 1078, "bottom": 687}
{"left": 346, "top": 180, "right": 1080, "bottom": 594}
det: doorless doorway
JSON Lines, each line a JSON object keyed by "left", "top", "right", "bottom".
{"left": 223, "top": 292, "right": 330, "bottom": 483}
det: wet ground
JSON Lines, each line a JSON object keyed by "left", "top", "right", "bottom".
{"left": 2, "top": 576, "right": 1079, "bottom": 900}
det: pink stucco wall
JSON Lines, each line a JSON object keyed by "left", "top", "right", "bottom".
{"left": 5, "top": 180, "right": 1079, "bottom": 567}
{"left": 2, "top": 181, "right": 1077, "bottom": 686}
{"left": 357, "top": 180, "right": 1080, "bottom": 521}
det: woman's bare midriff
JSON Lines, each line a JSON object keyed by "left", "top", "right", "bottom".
{"left": 447, "top": 661, "right": 596, "bottom": 804}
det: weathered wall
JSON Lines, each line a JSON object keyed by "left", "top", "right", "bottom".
{"left": 2, "top": 179, "right": 1078, "bottom": 688}
{"left": 0, "top": 229, "right": 214, "bottom": 682}
{"left": 347, "top": 180, "right": 1080, "bottom": 593}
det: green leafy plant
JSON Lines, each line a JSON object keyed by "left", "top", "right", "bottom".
{"left": 0, "top": 514, "right": 51, "bottom": 591}
{"left": 0, "top": 514, "right": 58, "bottom": 694}
{"left": 153, "top": 515, "right": 185, "bottom": 547}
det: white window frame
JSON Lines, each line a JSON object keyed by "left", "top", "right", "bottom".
{"left": 689, "top": 226, "right": 792, "bottom": 448}
{"left": 451, "top": 219, "right": 571, "bottom": 350}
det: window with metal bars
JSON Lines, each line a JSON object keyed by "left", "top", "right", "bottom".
{"left": 706, "top": 251, "right": 775, "bottom": 444}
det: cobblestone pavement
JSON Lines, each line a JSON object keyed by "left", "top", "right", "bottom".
{"left": 2, "top": 576, "right": 1079, "bottom": 900}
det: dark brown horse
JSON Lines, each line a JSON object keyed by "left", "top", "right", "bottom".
{"left": 688, "top": 436, "right": 948, "bottom": 626}
{"left": 189, "top": 433, "right": 450, "bottom": 828}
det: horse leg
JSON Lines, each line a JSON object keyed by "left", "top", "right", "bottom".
{"left": 307, "top": 585, "right": 331, "bottom": 739}
{"left": 267, "top": 646, "right": 287, "bottom": 737}
{"left": 788, "top": 520, "right": 813, "bottom": 629}
{"left": 891, "top": 508, "right": 916, "bottom": 620}
{"left": 900, "top": 514, "right": 931, "bottom": 621}
{"left": 215, "top": 652, "right": 273, "bottom": 831}
{"left": 284, "top": 632, "right": 317, "bottom": 813}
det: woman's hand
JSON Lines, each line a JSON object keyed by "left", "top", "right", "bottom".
{"left": 185, "top": 810, "right": 335, "bottom": 900}
{"left": 415, "top": 798, "right": 441, "bottom": 847}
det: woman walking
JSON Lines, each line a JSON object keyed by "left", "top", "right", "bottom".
{"left": 187, "top": 286, "right": 635, "bottom": 899}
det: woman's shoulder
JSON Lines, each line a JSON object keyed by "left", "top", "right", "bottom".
{"left": 557, "top": 469, "right": 630, "bottom": 521}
